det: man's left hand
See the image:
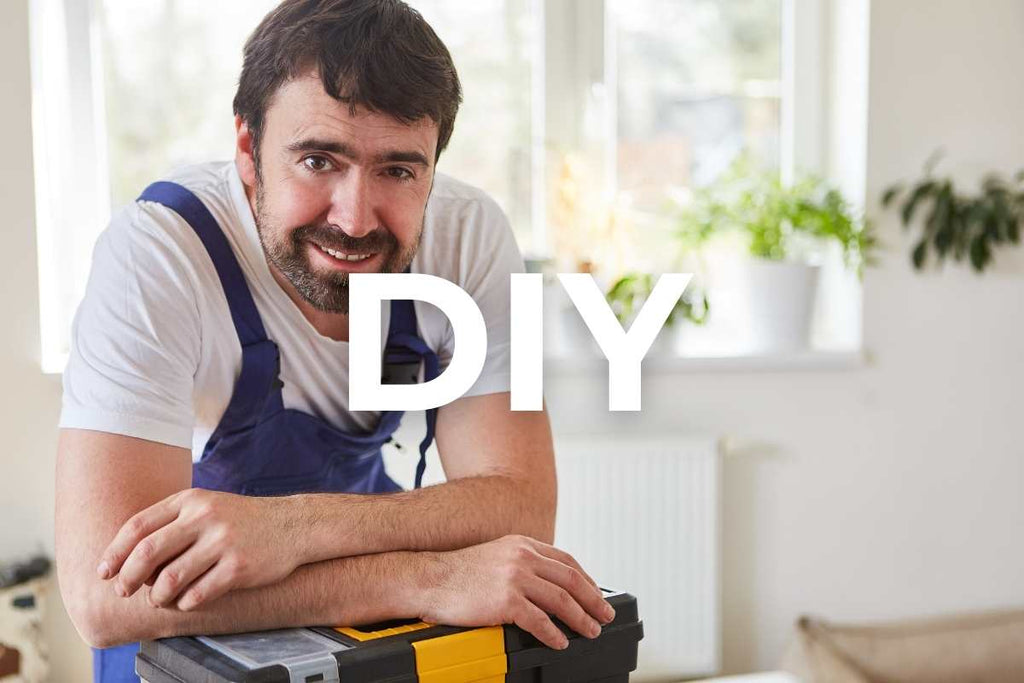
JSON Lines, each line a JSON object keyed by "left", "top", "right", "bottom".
{"left": 96, "top": 488, "right": 303, "bottom": 610}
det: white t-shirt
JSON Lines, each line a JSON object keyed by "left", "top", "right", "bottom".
{"left": 60, "top": 161, "right": 523, "bottom": 460}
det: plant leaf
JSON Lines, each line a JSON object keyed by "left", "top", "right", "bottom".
{"left": 902, "top": 181, "right": 936, "bottom": 226}
{"left": 881, "top": 185, "right": 902, "bottom": 207}
{"left": 911, "top": 240, "right": 928, "bottom": 269}
{"left": 969, "top": 237, "right": 990, "bottom": 271}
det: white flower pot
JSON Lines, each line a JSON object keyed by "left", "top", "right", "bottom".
{"left": 738, "top": 260, "right": 820, "bottom": 353}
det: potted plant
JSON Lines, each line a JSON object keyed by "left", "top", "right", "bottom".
{"left": 882, "top": 154, "right": 1024, "bottom": 272}
{"left": 670, "top": 156, "right": 876, "bottom": 352}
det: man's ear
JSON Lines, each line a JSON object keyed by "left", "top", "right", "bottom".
{"left": 234, "top": 115, "right": 258, "bottom": 187}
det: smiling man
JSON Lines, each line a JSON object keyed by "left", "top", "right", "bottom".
{"left": 54, "top": 2, "right": 612, "bottom": 682}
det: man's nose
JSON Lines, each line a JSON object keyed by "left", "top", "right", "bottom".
{"left": 327, "top": 173, "right": 377, "bottom": 239}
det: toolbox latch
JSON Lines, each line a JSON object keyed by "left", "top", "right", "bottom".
{"left": 284, "top": 652, "right": 339, "bottom": 683}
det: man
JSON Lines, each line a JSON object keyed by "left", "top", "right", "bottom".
{"left": 54, "top": 1, "right": 612, "bottom": 682}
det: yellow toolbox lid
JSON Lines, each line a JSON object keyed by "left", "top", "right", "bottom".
{"left": 412, "top": 625, "right": 507, "bottom": 683}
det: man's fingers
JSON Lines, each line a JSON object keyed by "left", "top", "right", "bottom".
{"left": 532, "top": 554, "right": 614, "bottom": 625}
{"left": 148, "top": 542, "right": 219, "bottom": 607}
{"left": 524, "top": 575, "right": 602, "bottom": 641}
{"left": 144, "top": 562, "right": 169, "bottom": 587}
{"left": 176, "top": 560, "right": 237, "bottom": 611}
{"left": 530, "top": 542, "right": 600, "bottom": 590}
{"left": 98, "top": 496, "right": 180, "bottom": 580}
{"left": 113, "top": 522, "right": 196, "bottom": 598}
{"left": 512, "top": 599, "right": 568, "bottom": 650}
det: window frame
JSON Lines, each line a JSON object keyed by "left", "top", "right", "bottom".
{"left": 31, "top": 0, "right": 111, "bottom": 373}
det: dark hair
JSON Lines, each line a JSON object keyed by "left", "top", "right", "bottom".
{"left": 233, "top": 0, "right": 462, "bottom": 163}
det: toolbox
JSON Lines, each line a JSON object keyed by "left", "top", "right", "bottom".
{"left": 136, "top": 588, "right": 642, "bottom": 682}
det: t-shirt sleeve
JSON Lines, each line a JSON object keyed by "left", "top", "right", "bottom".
{"left": 435, "top": 194, "right": 525, "bottom": 398}
{"left": 59, "top": 203, "right": 201, "bottom": 448}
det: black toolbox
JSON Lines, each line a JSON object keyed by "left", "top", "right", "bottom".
{"left": 136, "top": 588, "right": 642, "bottom": 682}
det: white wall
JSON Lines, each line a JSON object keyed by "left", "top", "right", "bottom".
{"left": 3, "top": 0, "right": 1024, "bottom": 679}
{"left": 547, "top": 0, "right": 1024, "bottom": 674}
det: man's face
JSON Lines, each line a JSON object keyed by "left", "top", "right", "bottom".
{"left": 242, "top": 71, "right": 438, "bottom": 314}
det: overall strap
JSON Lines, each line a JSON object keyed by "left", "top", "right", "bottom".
{"left": 386, "top": 299, "right": 440, "bottom": 489}
{"left": 138, "top": 182, "right": 283, "bottom": 432}
{"left": 139, "top": 182, "right": 268, "bottom": 346}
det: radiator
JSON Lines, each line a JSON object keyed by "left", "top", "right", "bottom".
{"left": 553, "top": 436, "right": 722, "bottom": 681}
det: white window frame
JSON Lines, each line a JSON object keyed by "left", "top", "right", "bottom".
{"left": 30, "top": 0, "right": 110, "bottom": 373}
{"left": 31, "top": 0, "right": 854, "bottom": 373}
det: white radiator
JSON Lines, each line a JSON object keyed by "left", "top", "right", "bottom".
{"left": 553, "top": 436, "right": 722, "bottom": 681}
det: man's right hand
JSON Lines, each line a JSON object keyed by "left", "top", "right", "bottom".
{"left": 419, "top": 535, "right": 615, "bottom": 650}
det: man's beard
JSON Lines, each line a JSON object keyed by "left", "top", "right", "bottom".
{"left": 253, "top": 181, "right": 421, "bottom": 315}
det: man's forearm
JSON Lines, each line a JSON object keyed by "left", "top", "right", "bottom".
{"left": 295, "top": 474, "right": 555, "bottom": 564}
{"left": 73, "top": 550, "right": 436, "bottom": 649}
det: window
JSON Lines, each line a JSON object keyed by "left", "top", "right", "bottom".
{"left": 411, "top": 0, "right": 538, "bottom": 247}
{"left": 611, "top": 0, "right": 781, "bottom": 195}
{"left": 99, "top": 0, "right": 282, "bottom": 205}
{"left": 32, "top": 0, "right": 840, "bottom": 371}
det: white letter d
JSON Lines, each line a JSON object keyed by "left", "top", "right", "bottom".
{"left": 349, "top": 274, "right": 487, "bottom": 411}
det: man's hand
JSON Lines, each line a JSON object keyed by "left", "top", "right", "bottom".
{"left": 97, "top": 488, "right": 302, "bottom": 610}
{"left": 420, "top": 535, "right": 615, "bottom": 651}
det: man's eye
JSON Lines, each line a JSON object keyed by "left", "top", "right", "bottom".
{"left": 387, "top": 167, "right": 413, "bottom": 181}
{"left": 303, "top": 156, "right": 333, "bottom": 172}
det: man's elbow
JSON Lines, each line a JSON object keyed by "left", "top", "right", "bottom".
{"left": 75, "top": 614, "right": 121, "bottom": 650}
{"left": 61, "top": 580, "right": 113, "bottom": 648}
{"left": 59, "top": 571, "right": 141, "bottom": 649}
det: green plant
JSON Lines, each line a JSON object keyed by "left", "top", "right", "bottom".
{"left": 674, "top": 156, "right": 877, "bottom": 275}
{"left": 605, "top": 273, "right": 709, "bottom": 327}
{"left": 881, "top": 155, "right": 1024, "bottom": 272}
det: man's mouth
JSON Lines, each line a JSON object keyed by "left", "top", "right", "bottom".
{"left": 312, "top": 242, "right": 375, "bottom": 262}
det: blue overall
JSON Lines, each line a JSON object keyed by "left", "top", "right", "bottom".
{"left": 92, "top": 182, "right": 440, "bottom": 682}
